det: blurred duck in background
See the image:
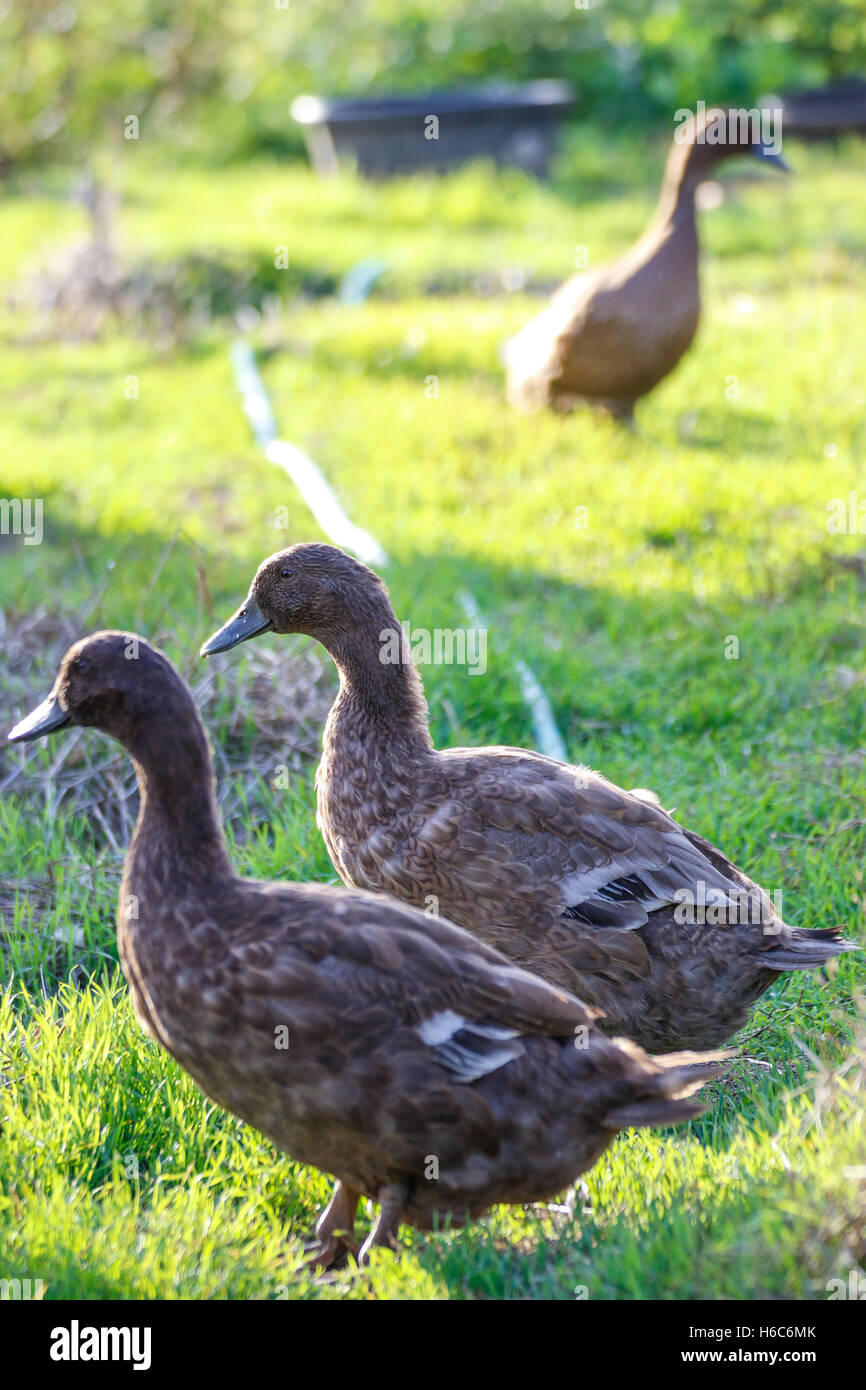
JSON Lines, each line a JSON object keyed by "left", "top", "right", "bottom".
{"left": 505, "top": 107, "right": 789, "bottom": 423}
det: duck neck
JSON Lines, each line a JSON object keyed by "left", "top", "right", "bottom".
{"left": 650, "top": 144, "right": 700, "bottom": 245}
{"left": 323, "top": 604, "right": 434, "bottom": 756}
{"left": 125, "top": 695, "right": 233, "bottom": 888}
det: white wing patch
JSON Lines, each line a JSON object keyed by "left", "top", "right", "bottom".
{"left": 417, "top": 1011, "right": 525, "bottom": 1083}
{"left": 417, "top": 1009, "right": 466, "bottom": 1046}
{"left": 557, "top": 830, "right": 751, "bottom": 931}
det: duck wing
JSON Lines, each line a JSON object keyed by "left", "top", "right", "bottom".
{"left": 431, "top": 746, "right": 779, "bottom": 939}
{"left": 244, "top": 880, "right": 595, "bottom": 1084}
{"left": 506, "top": 272, "right": 606, "bottom": 406}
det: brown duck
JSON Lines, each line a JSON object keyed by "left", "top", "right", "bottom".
{"left": 203, "top": 544, "right": 855, "bottom": 1053}
{"left": 9, "top": 632, "right": 724, "bottom": 1267}
{"left": 505, "top": 107, "right": 788, "bottom": 421}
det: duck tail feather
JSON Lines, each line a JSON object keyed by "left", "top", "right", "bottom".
{"left": 763, "top": 926, "right": 858, "bottom": 973}
{"left": 600, "top": 1045, "right": 730, "bottom": 1130}
{"left": 603, "top": 1096, "right": 709, "bottom": 1129}
{"left": 649, "top": 1054, "right": 732, "bottom": 1098}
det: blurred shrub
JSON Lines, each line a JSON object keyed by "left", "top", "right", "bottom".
{"left": 1, "top": 0, "right": 864, "bottom": 170}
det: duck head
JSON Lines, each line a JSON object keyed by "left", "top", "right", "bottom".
{"left": 201, "top": 543, "right": 388, "bottom": 656}
{"left": 673, "top": 105, "right": 790, "bottom": 183}
{"left": 8, "top": 632, "right": 182, "bottom": 746}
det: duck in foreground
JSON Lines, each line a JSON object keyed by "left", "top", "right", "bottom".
{"left": 9, "top": 632, "right": 725, "bottom": 1267}
{"left": 505, "top": 107, "right": 789, "bottom": 422}
{"left": 203, "top": 544, "right": 855, "bottom": 1054}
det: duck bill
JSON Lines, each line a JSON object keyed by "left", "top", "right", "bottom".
{"left": 753, "top": 143, "right": 790, "bottom": 172}
{"left": 200, "top": 595, "right": 273, "bottom": 658}
{"left": 7, "top": 691, "right": 70, "bottom": 743}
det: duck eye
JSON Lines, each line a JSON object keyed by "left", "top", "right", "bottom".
{"left": 77, "top": 659, "right": 89, "bottom": 674}
{"left": 281, "top": 568, "right": 294, "bottom": 578}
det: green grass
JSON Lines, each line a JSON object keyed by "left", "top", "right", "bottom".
{"left": 1, "top": 131, "right": 865, "bottom": 1300}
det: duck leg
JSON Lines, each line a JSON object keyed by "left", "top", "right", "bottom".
{"left": 358, "top": 1183, "right": 406, "bottom": 1268}
{"left": 305, "top": 1180, "right": 361, "bottom": 1269}
{"left": 600, "top": 399, "right": 635, "bottom": 429}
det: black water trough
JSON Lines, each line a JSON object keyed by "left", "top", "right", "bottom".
{"left": 290, "top": 81, "right": 576, "bottom": 177}
{"left": 771, "top": 79, "right": 866, "bottom": 138}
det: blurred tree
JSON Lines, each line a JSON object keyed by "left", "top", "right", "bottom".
{"left": 0, "top": 0, "right": 864, "bottom": 172}
{"left": 0, "top": 0, "right": 242, "bottom": 169}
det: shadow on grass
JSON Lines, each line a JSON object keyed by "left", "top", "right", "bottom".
{"left": 681, "top": 405, "right": 788, "bottom": 452}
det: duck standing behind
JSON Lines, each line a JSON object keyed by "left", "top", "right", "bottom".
{"left": 505, "top": 108, "right": 788, "bottom": 421}
{"left": 203, "top": 544, "right": 855, "bottom": 1054}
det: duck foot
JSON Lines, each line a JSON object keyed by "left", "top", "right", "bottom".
{"left": 305, "top": 1179, "right": 361, "bottom": 1270}
{"left": 302, "top": 1234, "right": 360, "bottom": 1272}
{"left": 590, "top": 399, "right": 635, "bottom": 429}
{"left": 357, "top": 1183, "right": 406, "bottom": 1268}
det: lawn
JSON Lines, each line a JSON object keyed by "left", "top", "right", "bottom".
{"left": 1, "top": 130, "right": 864, "bottom": 1300}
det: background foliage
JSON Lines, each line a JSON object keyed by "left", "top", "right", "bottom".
{"left": 3, "top": 0, "right": 866, "bottom": 170}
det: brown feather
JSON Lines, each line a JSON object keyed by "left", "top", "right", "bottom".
{"left": 17, "top": 631, "right": 727, "bottom": 1263}
{"left": 505, "top": 109, "right": 786, "bottom": 420}
{"left": 205, "top": 545, "right": 857, "bottom": 1055}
